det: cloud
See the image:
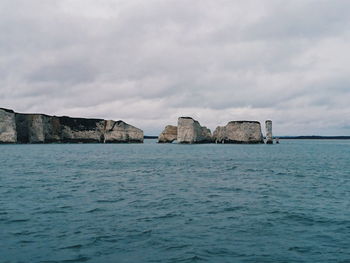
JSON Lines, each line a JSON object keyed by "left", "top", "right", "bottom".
{"left": 0, "top": 0, "right": 349, "bottom": 135}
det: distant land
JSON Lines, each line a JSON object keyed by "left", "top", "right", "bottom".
{"left": 277, "top": 136, "right": 350, "bottom": 139}
{"left": 144, "top": 136, "right": 158, "bottom": 139}
{"left": 144, "top": 136, "right": 350, "bottom": 139}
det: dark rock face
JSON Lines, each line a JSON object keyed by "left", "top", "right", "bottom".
{"left": 15, "top": 114, "right": 30, "bottom": 143}
{"left": 59, "top": 116, "right": 105, "bottom": 143}
{"left": 213, "top": 121, "right": 264, "bottom": 144}
{"left": 0, "top": 108, "right": 143, "bottom": 143}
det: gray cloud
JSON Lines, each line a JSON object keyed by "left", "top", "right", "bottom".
{"left": 0, "top": 0, "right": 349, "bottom": 135}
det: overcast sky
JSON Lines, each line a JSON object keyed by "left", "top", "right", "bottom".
{"left": 1, "top": 0, "right": 350, "bottom": 135}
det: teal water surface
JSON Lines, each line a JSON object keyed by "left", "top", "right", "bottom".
{"left": 0, "top": 140, "right": 350, "bottom": 262}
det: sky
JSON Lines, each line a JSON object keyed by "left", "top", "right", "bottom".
{"left": 1, "top": 0, "right": 350, "bottom": 135}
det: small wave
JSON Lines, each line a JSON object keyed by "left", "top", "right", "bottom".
{"left": 203, "top": 248, "right": 242, "bottom": 257}
{"left": 35, "top": 210, "right": 67, "bottom": 215}
{"left": 226, "top": 165, "right": 238, "bottom": 171}
{"left": 96, "top": 198, "right": 124, "bottom": 203}
{"left": 207, "top": 194, "right": 220, "bottom": 198}
{"left": 154, "top": 212, "right": 183, "bottom": 219}
{"left": 168, "top": 255, "right": 206, "bottom": 262}
{"left": 6, "top": 218, "right": 30, "bottom": 223}
{"left": 223, "top": 206, "right": 244, "bottom": 212}
{"left": 59, "top": 244, "right": 83, "bottom": 250}
{"left": 86, "top": 208, "right": 105, "bottom": 213}
{"left": 142, "top": 229, "right": 152, "bottom": 234}
{"left": 214, "top": 186, "right": 243, "bottom": 192}
{"left": 61, "top": 256, "right": 90, "bottom": 262}
{"left": 207, "top": 210, "right": 220, "bottom": 215}
{"left": 136, "top": 216, "right": 152, "bottom": 222}
{"left": 58, "top": 205, "right": 72, "bottom": 209}
{"left": 91, "top": 235, "right": 119, "bottom": 244}
{"left": 165, "top": 244, "right": 191, "bottom": 251}
{"left": 11, "top": 230, "right": 34, "bottom": 236}
{"left": 56, "top": 194, "right": 72, "bottom": 199}
{"left": 244, "top": 168, "right": 259, "bottom": 172}
{"left": 288, "top": 246, "right": 311, "bottom": 253}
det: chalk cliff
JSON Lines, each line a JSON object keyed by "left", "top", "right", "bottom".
{"left": 0, "top": 108, "right": 17, "bottom": 143}
{"left": 0, "top": 108, "right": 143, "bottom": 143}
{"left": 177, "top": 117, "right": 213, "bottom": 144}
{"left": 213, "top": 121, "right": 264, "bottom": 144}
{"left": 158, "top": 125, "right": 177, "bottom": 143}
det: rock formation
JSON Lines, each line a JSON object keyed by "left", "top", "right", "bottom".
{"left": 265, "top": 120, "right": 273, "bottom": 144}
{"left": 0, "top": 108, "right": 143, "bottom": 143}
{"left": 104, "top": 120, "right": 144, "bottom": 143}
{"left": 177, "top": 117, "right": 213, "bottom": 144}
{"left": 0, "top": 108, "right": 17, "bottom": 143}
{"left": 213, "top": 121, "right": 264, "bottom": 144}
{"left": 158, "top": 125, "right": 177, "bottom": 143}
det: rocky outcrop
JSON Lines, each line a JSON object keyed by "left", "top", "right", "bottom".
{"left": 213, "top": 121, "right": 264, "bottom": 144}
{"left": 104, "top": 120, "right": 144, "bottom": 143}
{"left": 0, "top": 108, "right": 17, "bottom": 143}
{"left": 0, "top": 108, "right": 143, "bottom": 143}
{"left": 177, "top": 117, "right": 213, "bottom": 144}
{"left": 158, "top": 125, "right": 177, "bottom": 143}
{"left": 265, "top": 120, "right": 273, "bottom": 144}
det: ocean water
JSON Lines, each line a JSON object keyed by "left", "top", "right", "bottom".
{"left": 0, "top": 139, "right": 350, "bottom": 263}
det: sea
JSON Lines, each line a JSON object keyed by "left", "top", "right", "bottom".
{"left": 0, "top": 139, "right": 349, "bottom": 263}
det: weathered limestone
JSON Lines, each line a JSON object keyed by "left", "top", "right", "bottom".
{"left": 0, "top": 108, "right": 17, "bottom": 143}
{"left": 213, "top": 121, "right": 264, "bottom": 144}
{"left": 158, "top": 125, "right": 177, "bottom": 143}
{"left": 177, "top": 117, "right": 213, "bottom": 144}
{"left": 1, "top": 108, "right": 144, "bottom": 143}
{"left": 104, "top": 120, "right": 144, "bottom": 143}
{"left": 265, "top": 120, "right": 273, "bottom": 144}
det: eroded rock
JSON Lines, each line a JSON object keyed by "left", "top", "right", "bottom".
{"left": 158, "top": 125, "right": 177, "bottom": 143}
{"left": 265, "top": 120, "right": 273, "bottom": 144}
{"left": 177, "top": 117, "right": 212, "bottom": 144}
{"left": 104, "top": 120, "right": 144, "bottom": 143}
{"left": 213, "top": 121, "right": 264, "bottom": 144}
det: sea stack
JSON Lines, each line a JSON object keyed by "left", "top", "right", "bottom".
{"left": 177, "top": 117, "right": 212, "bottom": 144}
{"left": 158, "top": 125, "right": 177, "bottom": 143}
{"left": 265, "top": 120, "right": 273, "bottom": 144}
{"left": 213, "top": 121, "right": 264, "bottom": 144}
{"left": 0, "top": 108, "right": 144, "bottom": 143}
